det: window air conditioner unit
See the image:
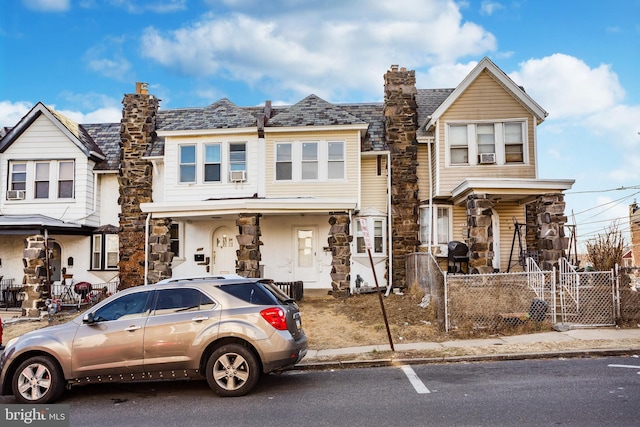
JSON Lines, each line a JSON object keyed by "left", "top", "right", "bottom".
{"left": 6, "top": 190, "right": 25, "bottom": 200}
{"left": 479, "top": 153, "right": 496, "bottom": 164}
{"left": 229, "top": 170, "right": 246, "bottom": 182}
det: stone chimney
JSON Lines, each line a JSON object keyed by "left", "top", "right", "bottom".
{"left": 384, "top": 65, "right": 420, "bottom": 288}
{"left": 118, "top": 83, "right": 167, "bottom": 289}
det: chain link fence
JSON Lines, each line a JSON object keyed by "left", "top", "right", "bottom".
{"left": 409, "top": 253, "right": 633, "bottom": 335}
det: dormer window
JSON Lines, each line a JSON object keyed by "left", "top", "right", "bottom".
{"left": 6, "top": 160, "right": 74, "bottom": 201}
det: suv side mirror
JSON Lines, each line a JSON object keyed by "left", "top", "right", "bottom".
{"left": 83, "top": 312, "right": 96, "bottom": 324}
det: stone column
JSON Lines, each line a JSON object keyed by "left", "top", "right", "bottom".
{"left": 532, "top": 193, "right": 569, "bottom": 270}
{"left": 236, "top": 214, "right": 262, "bottom": 278}
{"left": 384, "top": 65, "right": 420, "bottom": 289}
{"left": 21, "top": 235, "right": 48, "bottom": 317}
{"left": 118, "top": 84, "right": 163, "bottom": 289}
{"left": 147, "top": 218, "right": 174, "bottom": 283}
{"left": 466, "top": 195, "right": 495, "bottom": 274}
{"left": 328, "top": 212, "right": 351, "bottom": 298}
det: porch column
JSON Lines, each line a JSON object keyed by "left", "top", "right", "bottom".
{"left": 236, "top": 214, "right": 262, "bottom": 278}
{"left": 328, "top": 212, "right": 351, "bottom": 298}
{"left": 147, "top": 218, "right": 174, "bottom": 283}
{"left": 532, "top": 193, "right": 569, "bottom": 270}
{"left": 21, "top": 235, "right": 48, "bottom": 317}
{"left": 466, "top": 195, "right": 495, "bottom": 274}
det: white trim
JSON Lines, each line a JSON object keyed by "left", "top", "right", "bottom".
{"left": 264, "top": 124, "right": 369, "bottom": 134}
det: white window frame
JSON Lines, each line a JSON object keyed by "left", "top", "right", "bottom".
{"left": 420, "top": 205, "right": 452, "bottom": 247}
{"left": 446, "top": 120, "right": 528, "bottom": 166}
{"left": 355, "top": 217, "right": 386, "bottom": 255}
{"left": 229, "top": 142, "right": 247, "bottom": 172}
{"left": 203, "top": 143, "right": 222, "bottom": 183}
{"left": 179, "top": 144, "right": 197, "bottom": 184}
{"left": 7, "top": 160, "right": 75, "bottom": 200}
{"left": 274, "top": 140, "right": 346, "bottom": 182}
{"left": 91, "top": 233, "right": 119, "bottom": 270}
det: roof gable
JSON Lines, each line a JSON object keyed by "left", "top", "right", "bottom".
{"left": 0, "top": 102, "right": 105, "bottom": 161}
{"left": 423, "top": 57, "right": 548, "bottom": 130}
{"left": 157, "top": 98, "right": 257, "bottom": 131}
{"left": 268, "top": 94, "right": 367, "bottom": 128}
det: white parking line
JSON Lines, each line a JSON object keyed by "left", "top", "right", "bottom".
{"left": 401, "top": 365, "right": 430, "bottom": 394}
{"left": 608, "top": 364, "right": 640, "bottom": 369}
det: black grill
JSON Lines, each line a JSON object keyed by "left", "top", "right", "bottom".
{"left": 447, "top": 241, "right": 469, "bottom": 274}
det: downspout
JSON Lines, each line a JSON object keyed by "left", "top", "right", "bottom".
{"left": 385, "top": 151, "right": 393, "bottom": 297}
{"left": 428, "top": 138, "right": 433, "bottom": 255}
{"left": 144, "top": 213, "right": 150, "bottom": 285}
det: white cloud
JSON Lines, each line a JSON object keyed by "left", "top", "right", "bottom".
{"left": 585, "top": 104, "right": 640, "bottom": 148}
{"left": 509, "top": 54, "right": 625, "bottom": 119}
{"left": 106, "top": 0, "right": 186, "bottom": 13}
{"left": 57, "top": 107, "right": 122, "bottom": 124}
{"left": 480, "top": 0, "right": 504, "bottom": 15}
{"left": 84, "top": 37, "right": 132, "bottom": 82}
{"left": 22, "top": 0, "right": 69, "bottom": 11}
{"left": 0, "top": 101, "right": 33, "bottom": 128}
{"left": 140, "top": 0, "right": 496, "bottom": 101}
{"left": 416, "top": 61, "right": 478, "bottom": 88}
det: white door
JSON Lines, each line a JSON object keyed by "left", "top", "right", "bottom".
{"left": 294, "top": 226, "right": 317, "bottom": 283}
{"left": 212, "top": 226, "right": 236, "bottom": 275}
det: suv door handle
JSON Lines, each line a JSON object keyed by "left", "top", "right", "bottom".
{"left": 125, "top": 325, "right": 142, "bottom": 331}
{"left": 192, "top": 316, "right": 208, "bottom": 322}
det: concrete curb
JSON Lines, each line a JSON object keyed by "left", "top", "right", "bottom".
{"left": 294, "top": 347, "right": 640, "bottom": 371}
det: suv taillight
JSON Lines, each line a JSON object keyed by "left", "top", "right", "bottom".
{"left": 260, "top": 307, "right": 287, "bottom": 330}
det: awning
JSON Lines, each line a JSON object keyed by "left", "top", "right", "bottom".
{"left": 0, "top": 214, "right": 96, "bottom": 235}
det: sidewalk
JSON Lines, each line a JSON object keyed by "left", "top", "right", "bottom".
{"left": 297, "top": 327, "right": 640, "bottom": 369}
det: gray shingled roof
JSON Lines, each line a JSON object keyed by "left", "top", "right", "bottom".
{"left": 74, "top": 89, "right": 451, "bottom": 168}
{"left": 83, "top": 123, "right": 121, "bottom": 171}
{"left": 156, "top": 98, "right": 257, "bottom": 131}
{"left": 416, "top": 88, "right": 454, "bottom": 136}
{"left": 267, "top": 95, "right": 368, "bottom": 127}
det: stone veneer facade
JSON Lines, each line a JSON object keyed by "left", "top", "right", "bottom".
{"left": 236, "top": 213, "right": 262, "bottom": 278}
{"left": 527, "top": 194, "right": 569, "bottom": 270}
{"left": 328, "top": 212, "right": 351, "bottom": 298}
{"left": 119, "top": 86, "right": 172, "bottom": 289}
{"left": 466, "top": 195, "right": 495, "bottom": 274}
{"left": 21, "top": 235, "right": 49, "bottom": 317}
{"left": 384, "top": 66, "right": 420, "bottom": 288}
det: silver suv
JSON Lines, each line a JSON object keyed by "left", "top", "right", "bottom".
{"left": 0, "top": 277, "right": 307, "bottom": 403}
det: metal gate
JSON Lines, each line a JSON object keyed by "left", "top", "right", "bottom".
{"left": 558, "top": 258, "right": 616, "bottom": 326}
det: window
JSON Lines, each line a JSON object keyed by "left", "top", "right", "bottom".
{"left": 170, "top": 223, "right": 181, "bottom": 257}
{"left": 328, "top": 142, "right": 345, "bottom": 179}
{"left": 179, "top": 145, "right": 196, "bottom": 183}
{"left": 448, "top": 121, "right": 526, "bottom": 166}
{"left": 276, "top": 143, "right": 292, "bottom": 180}
{"left": 476, "top": 124, "right": 495, "bottom": 156}
{"left": 35, "top": 162, "right": 50, "bottom": 199}
{"left": 356, "top": 218, "right": 386, "bottom": 255}
{"left": 153, "top": 288, "right": 215, "bottom": 315}
{"left": 229, "top": 143, "right": 246, "bottom": 172}
{"left": 301, "top": 142, "right": 318, "bottom": 180}
{"left": 93, "top": 291, "right": 152, "bottom": 322}
{"left": 420, "top": 205, "right": 451, "bottom": 246}
{"left": 204, "top": 144, "right": 221, "bottom": 182}
{"left": 10, "top": 163, "right": 27, "bottom": 191}
{"left": 92, "top": 233, "right": 119, "bottom": 270}
{"left": 449, "top": 125, "right": 468, "bottom": 164}
{"left": 504, "top": 122, "right": 524, "bottom": 163}
{"left": 275, "top": 140, "right": 346, "bottom": 181}
{"left": 58, "top": 161, "right": 74, "bottom": 198}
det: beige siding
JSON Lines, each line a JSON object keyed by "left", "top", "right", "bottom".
{"left": 494, "top": 202, "right": 526, "bottom": 272}
{"left": 361, "top": 155, "right": 387, "bottom": 211}
{"left": 436, "top": 70, "right": 538, "bottom": 197}
{"left": 264, "top": 130, "right": 359, "bottom": 199}
{"left": 416, "top": 145, "right": 430, "bottom": 201}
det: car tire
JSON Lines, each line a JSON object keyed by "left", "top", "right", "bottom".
{"left": 12, "top": 356, "right": 65, "bottom": 404}
{"left": 206, "top": 344, "right": 260, "bottom": 397}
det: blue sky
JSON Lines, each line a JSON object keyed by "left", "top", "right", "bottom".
{"left": 1, "top": 0, "right": 639, "bottom": 252}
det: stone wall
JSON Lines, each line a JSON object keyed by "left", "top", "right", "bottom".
{"left": 21, "top": 235, "right": 48, "bottom": 317}
{"left": 384, "top": 65, "right": 420, "bottom": 288}
{"left": 236, "top": 214, "right": 262, "bottom": 278}
{"left": 530, "top": 193, "right": 569, "bottom": 270}
{"left": 466, "top": 195, "right": 495, "bottom": 274}
{"left": 147, "top": 218, "right": 173, "bottom": 284}
{"left": 118, "top": 87, "right": 167, "bottom": 289}
{"left": 328, "top": 212, "right": 351, "bottom": 298}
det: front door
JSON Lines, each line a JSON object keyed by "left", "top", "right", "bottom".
{"left": 294, "top": 226, "right": 317, "bottom": 283}
{"left": 212, "top": 226, "right": 236, "bottom": 275}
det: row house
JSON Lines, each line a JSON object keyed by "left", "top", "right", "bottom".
{"left": 0, "top": 58, "right": 574, "bottom": 308}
